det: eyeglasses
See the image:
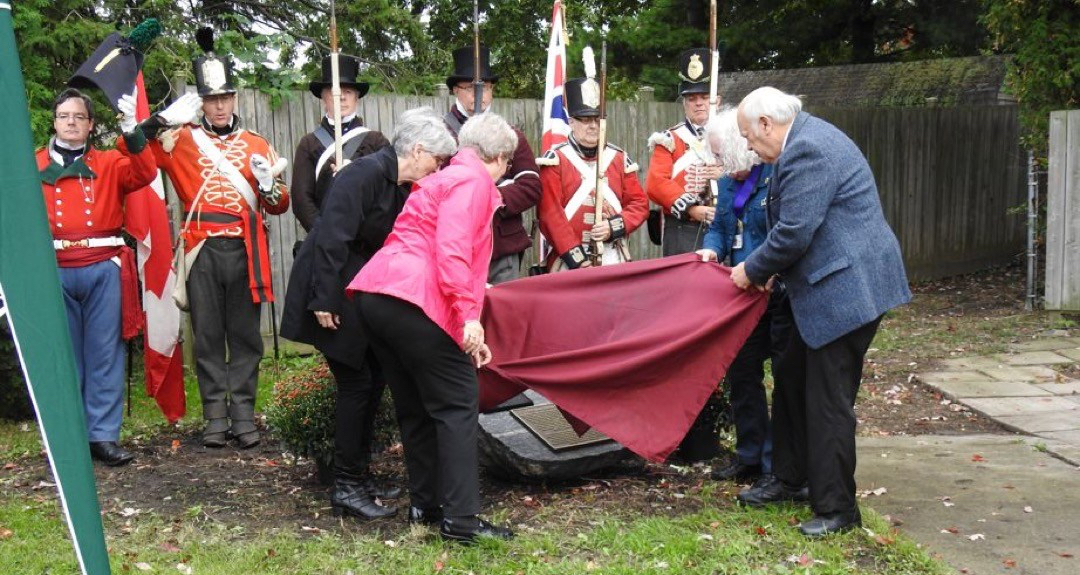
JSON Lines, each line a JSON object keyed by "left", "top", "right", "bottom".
{"left": 572, "top": 116, "right": 600, "bottom": 125}
{"left": 56, "top": 113, "right": 90, "bottom": 122}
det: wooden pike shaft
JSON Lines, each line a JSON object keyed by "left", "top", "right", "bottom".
{"left": 590, "top": 42, "right": 608, "bottom": 266}
{"left": 708, "top": 0, "right": 719, "bottom": 120}
{"left": 330, "top": 0, "right": 343, "bottom": 169}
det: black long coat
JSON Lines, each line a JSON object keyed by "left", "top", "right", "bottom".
{"left": 280, "top": 146, "right": 408, "bottom": 368}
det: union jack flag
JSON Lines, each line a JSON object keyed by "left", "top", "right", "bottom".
{"left": 541, "top": 0, "right": 570, "bottom": 153}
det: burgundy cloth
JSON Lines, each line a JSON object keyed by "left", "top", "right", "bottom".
{"left": 478, "top": 253, "right": 768, "bottom": 462}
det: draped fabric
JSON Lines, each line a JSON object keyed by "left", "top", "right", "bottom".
{"left": 478, "top": 253, "right": 768, "bottom": 462}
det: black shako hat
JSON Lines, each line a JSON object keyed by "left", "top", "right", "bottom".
{"left": 445, "top": 46, "right": 499, "bottom": 89}
{"left": 564, "top": 77, "right": 601, "bottom": 118}
{"left": 677, "top": 48, "right": 712, "bottom": 96}
{"left": 68, "top": 19, "right": 162, "bottom": 111}
{"left": 308, "top": 55, "right": 370, "bottom": 99}
{"left": 193, "top": 27, "right": 238, "bottom": 97}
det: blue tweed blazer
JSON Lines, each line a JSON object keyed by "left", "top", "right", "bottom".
{"left": 743, "top": 112, "right": 911, "bottom": 348}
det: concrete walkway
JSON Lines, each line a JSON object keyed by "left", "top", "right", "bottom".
{"left": 857, "top": 337, "right": 1080, "bottom": 574}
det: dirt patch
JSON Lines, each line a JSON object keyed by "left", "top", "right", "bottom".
{"left": 0, "top": 431, "right": 722, "bottom": 536}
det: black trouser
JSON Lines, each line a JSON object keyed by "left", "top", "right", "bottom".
{"left": 326, "top": 354, "right": 385, "bottom": 480}
{"left": 187, "top": 238, "right": 263, "bottom": 423}
{"left": 661, "top": 215, "right": 708, "bottom": 256}
{"left": 357, "top": 293, "right": 481, "bottom": 517}
{"left": 725, "top": 289, "right": 791, "bottom": 472}
{"left": 770, "top": 298, "right": 881, "bottom": 515}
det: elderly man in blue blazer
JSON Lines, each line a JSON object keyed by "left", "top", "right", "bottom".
{"left": 728, "top": 87, "right": 911, "bottom": 537}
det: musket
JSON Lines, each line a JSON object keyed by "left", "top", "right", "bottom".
{"left": 589, "top": 42, "right": 608, "bottom": 267}
{"left": 329, "top": 0, "right": 344, "bottom": 170}
{"left": 472, "top": 0, "right": 484, "bottom": 115}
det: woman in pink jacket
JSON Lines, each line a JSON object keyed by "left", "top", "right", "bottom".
{"left": 348, "top": 113, "right": 518, "bottom": 543}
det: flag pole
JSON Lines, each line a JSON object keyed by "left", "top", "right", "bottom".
{"left": 472, "top": 0, "right": 484, "bottom": 115}
{"left": 330, "top": 0, "right": 344, "bottom": 169}
{"left": 708, "top": 0, "right": 719, "bottom": 120}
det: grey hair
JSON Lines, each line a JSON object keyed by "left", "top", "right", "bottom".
{"left": 705, "top": 107, "right": 761, "bottom": 174}
{"left": 457, "top": 112, "right": 517, "bottom": 162}
{"left": 739, "top": 87, "right": 802, "bottom": 134}
{"left": 392, "top": 106, "right": 457, "bottom": 158}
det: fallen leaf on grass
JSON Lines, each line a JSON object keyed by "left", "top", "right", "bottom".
{"left": 874, "top": 534, "right": 895, "bottom": 545}
{"left": 3, "top": 463, "right": 16, "bottom": 470}
{"left": 383, "top": 540, "right": 397, "bottom": 548}
{"left": 755, "top": 526, "right": 767, "bottom": 536}
{"left": 521, "top": 496, "right": 541, "bottom": 508}
{"left": 1059, "top": 553, "right": 1074, "bottom": 558}
{"left": 584, "top": 560, "right": 598, "bottom": 571}
{"left": 170, "top": 439, "right": 181, "bottom": 452}
{"left": 968, "top": 534, "right": 985, "bottom": 541}
{"left": 161, "top": 542, "right": 181, "bottom": 553}
{"left": 1003, "top": 559, "right": 1017, "bottom": 568}
{"left": 0, "top": 527, "right": 12, "bottom": 540}
{"left": 941, "top": 527, "right": 959, "bottom": 534}
{"left": 134, "top": 562, "right": 152, "bottom": 571}
{"left": 434, "top": 560, "right": 445, "bottom": 572}
{"left": 709, "top": 521, "right": 721, "bottom": 528}
{"left": 1023, "top": 506, "right": 1033, "bottom": 513}
{"left": 971, "top": 454, "right": 986, "bottom": 463}
{"left": 858, "top": 487, "right": 888, "bottom": 498}
{"left": 176, "top": 563, "right": 193, "bottom": 575}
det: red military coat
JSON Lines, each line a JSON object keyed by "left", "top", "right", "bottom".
{"left": 537, "top": 142, "right": 648, "bottom": 269}
{"left": 645, "top": 120, "right": 714, "bottom": 219}
{"left": 37, "top": 131, "right": 157, "bottom": 267}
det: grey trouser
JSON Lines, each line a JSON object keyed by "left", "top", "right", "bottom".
{"left": 487, "top": 253, "right": 520, "bottom": 285}
{"left": 661, "top": 215, "right": 708, "bottom": 256}
{"left": 187, "top": 238, "right": 263, "bottom": 422}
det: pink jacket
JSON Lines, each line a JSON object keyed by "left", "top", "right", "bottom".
{"left": 346, "top": 147, "right": 503, "bottom": 345}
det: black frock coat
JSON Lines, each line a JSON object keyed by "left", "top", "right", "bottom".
{"left": 280, "top": 146, "right": 409, "bottom": 369}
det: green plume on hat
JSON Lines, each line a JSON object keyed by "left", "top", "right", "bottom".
{"left": 127, "top": 18, "right": 161, "bottom": 53}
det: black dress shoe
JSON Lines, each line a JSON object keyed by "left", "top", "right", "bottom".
{"left": 89, "top": 442, "right": 134, "bottom": 467}
{"left": 363, "top": 478, "right": 403, "bottom": 500}
{"left": 736, "top": 474, "right": 809, "bottom": 507}
{"left": 439, "top": 516, "right": 514, "bottom": 544}
{"left": 331, "top": 478, "right": 398, "bottom": 520}
{"left": 799, "top": 508, "right": 861, "bottom": 538}
{"left": 406, "top": 505, "right": 444, "bottom": 526}
{"left": 202, "top": 418, "right": 229, "bottom": 448}
{"left": 711, "top": 460, "right": 762, "bottom": 483}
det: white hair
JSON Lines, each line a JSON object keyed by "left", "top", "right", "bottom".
{"left": 457, "top": 112, "right": 517, "bottom": 162}
{"left": 705, "top": 107, "right": 761, "bottom": 174}
{"left": 739, "top": 87, "right": 802, "bottom": 134}
{"left": 392, "top": 106, "right": 457, "bottom": 158}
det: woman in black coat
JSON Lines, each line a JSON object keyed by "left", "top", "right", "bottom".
{"left": 280, "top": 107, "right": 457, "bottom": 519}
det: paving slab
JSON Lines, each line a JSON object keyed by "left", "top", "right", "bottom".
{"left": 992, "top": 351, "right": 1075, "bottom": 366}
{"left": 963, "top": 396, "right": 1080, "bottom": 418}
{"left": 857, "top": 434, "right": 1080, "bottom": 575}
{"left": 1034, "top": 380, "right": 1080, "bottom": 396}
{"left": 1007, "top": 339, "right": 1080, "bottom": 352}
{"left": 941, "top": 356, "right": 1006, "bottom": 369}
{"left": 929, "top": 379, "right": 1051, "bottom": 399}
{"left": 1037, "top": 429, "right": 1080, "bottom": 447}
{"left": 917, "top": 371, "right": 1002, "bottom": 386}
{"left": 994, "top": 411, "right": 1080, "bottom": 434}
{"left": 1055, "top": 348, "right": 1080, "bottom": 362}
{"left": 977, "top": 365, "right": 1060, "bottom": 383}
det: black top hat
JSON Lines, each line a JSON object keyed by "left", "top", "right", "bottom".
{"left": 445, "top": 46, "right": 499, "bottom": 89}
{"left": 564, "top": 77, "right": 601, "bottom": 118}
{"left": 68, "top": 33, "right": 146, "bottom": 111}
{"left": 193, "top": 28, "right": 237, "bottom": 97}
{"left": 677, "top": 48, "right": 712, "bottom": 96}
{"left": 308, "top": 55, "right": 370, "bottom": 99}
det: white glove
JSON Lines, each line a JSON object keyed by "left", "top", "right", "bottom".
{"left": 250, "top": 154, "right": 275, "bottom": 191}
{"left": 117, "top": 87, "right": 138, "bottom": 133}
{"left": 158, "top": 93, "right": 202, "bottom": 127}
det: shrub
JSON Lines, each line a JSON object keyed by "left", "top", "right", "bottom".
{"left": 0, "top": 321, "right": 33, "bottom": 421}
{"left": 264, "top": 357, "right": 400, "bottom": 478}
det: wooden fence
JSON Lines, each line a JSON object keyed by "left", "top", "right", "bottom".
{"left": 1046, "top": 110, "right": 1080, "bottom": 312}
{"left": 167, "top": 90, "right": 1026, "bottom": 336}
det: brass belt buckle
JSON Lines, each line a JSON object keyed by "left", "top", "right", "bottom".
{"left": 61, "top": 239, "right": 89, "bottom": 249}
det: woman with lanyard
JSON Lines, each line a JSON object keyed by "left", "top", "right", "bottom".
{"left": 698, "top": 107, "right": 793, "bottom": 491}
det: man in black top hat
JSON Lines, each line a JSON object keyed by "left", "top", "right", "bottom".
{"left": 443, "top": 46, "right": 541, "bottom": 285}
{"left": 291, "top": 55, "right": 390, "bottom": 233}
{"left": 645, "top": 48, "right": 724, "bottom": 257}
